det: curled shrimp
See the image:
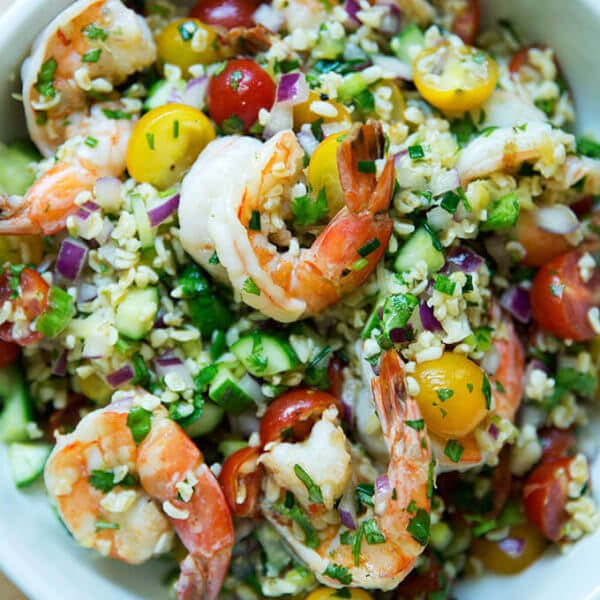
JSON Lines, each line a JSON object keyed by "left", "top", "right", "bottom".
{"left": 44, "top": 394, "right": 234, "bottom": 599}
{"left": 5, "top": 0, "right": 156, "bottom": 235}
{"left": 179, "top": 122, "right": 395, "bottom": 322}
{"left": 237, "top": 352, "right": 431, "bottom": 591}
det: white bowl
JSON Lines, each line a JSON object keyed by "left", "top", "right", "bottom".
{"left": 1, "top": 1, "right": 600, "bottom": 599}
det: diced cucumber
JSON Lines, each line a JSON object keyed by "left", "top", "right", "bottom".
{"left": 231, "top": 333, "right": 299, "bottom": 377}
{"left": 337, "top": 72, "right": 369, "bottom": 103}
{"left": 143, "top": 79, "right": 186, "bottom": 111}
{"left": 218, "top": 439, "right": 248, "bottom": 458}
{"left": 183, "top": 401, "right": 224, "bottom": 438}
{"left": 115, "top": 286, "right": 159, "bottom": 340}
{"left": 35, "top": 287, "right": 75, "bottom": 338}
{"left": 0, "top": 366, "right": 32, "bottom": 443}
{"left": 0, "top": 141, "right": 39, "bottom": 195}
{"left": 391, "top": 24, "right": 425, "bottom": 63}
{"left": 8, "top": 442, "right": 52, "bottom": 487}
{"left": 131, "top": 194, "right": 155, "bottom": 249}
{"left": 394, "top": 225, "right": 444, "bottom": 275}
{"left": 209, "top": 366, "right": 255, "bottom": 413}
{"left": 314, "top": 27, "right": 345, "bottom": 60}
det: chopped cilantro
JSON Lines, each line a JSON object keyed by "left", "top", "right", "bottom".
{"left": 102, "top": 109, "right": 132, "bottom": 120}
{"left": 208, "top": 251, "right": 220, "bottom": 265}
{"left": 311, "top": 118, "right": 324, "bottom": 142}
{"left": 88, "top": 470, "right": 117, "bottom": 493}
{"left": 83, "top": 23, "right": 108, "bottom": 41}
{"left": 450, "top": 113, "right": 478, "bottom": 146}
{"left": 353, "top": 89, "right": 375, "bottom": 114}
{"left": 444, "top": 439, "right": 464, "bottom": 463}
{"left": 481, "top": 192, "right": 520, "bottom": 231}
{"left": 249, "top": 210, "right": 261, "bottom": 231}
{"left": 323, "top": 564, "right": 352, "bottom": 585}
{"left": 576, "top": 136, "right": 600, "bottom": 159}
{"left": 362, "top": 518, "right": 386, "bottom": 544}
{"left": 243, "top": 278, "right": 261, "bottom": 296}
{"left": 405, "top": 419, "right": 425, "bottom": 431}
{"left": 36, "top": 58, "right": 58, "bottom": 98}
{"left": 482, "top": 374, "right": 492, "bottom": 409}
{"left": 406, "top": 507, "right": 430, "bottom": 546}
{"left": 126, "top": 406, "right": 152, "bottom": 444}
{"left": 274, "top": 499, "right": 319, "bottom": 548}
{"left": 82, "top": 48, "right": 102, "bottom": 63}
{"left": 292, "top": 188, "right": 329, "bottom": 226}
{"left": 294, "top": 464, "right": 324, "bottom": 504}
{"left": 436, "top": 388, "right": 454, "bottom": 402}
{"left": 440, "top": 190, "right": 460, "bottom": 213}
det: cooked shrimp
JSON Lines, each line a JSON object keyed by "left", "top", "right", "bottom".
{"left": 179, "top": 122, "right": 395, "bottom": 322}
{"left": 45, "top": 395, "right": 234, "bottom": 600}
{"left": 22, "top": 0, "right": 155, "bottom": 157}
{"left": 258, "top": 351, "right": 432, "bottom": 590}
{"left": 456, "top": 121, "right": 574, "bottom": 184}
{"left": 5, "top": 0, "right": 156, "bottom": 235}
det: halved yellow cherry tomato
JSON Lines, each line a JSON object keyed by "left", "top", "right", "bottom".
{"left": 470, "top": 523, "right": 548, "bottom": 575}
{"left": 126, "top": 104, "right": 215, "bottom": 189}
{"left": 306, "top": 130, "right": 349, "bottom": 216}
{"left": 293, "top": 90, "right": 352, "bottom": 130}
{"left": 413, "top": 352, "right": 489, "bottom": 439}
{"left": 413, "top": 41, "right": 498, "bottom": 112}
{"left": 306, "top": 588, "right": 373, "bottom": 600}
{"left": 157, "top": 18, "right": 220, "bottom": 77}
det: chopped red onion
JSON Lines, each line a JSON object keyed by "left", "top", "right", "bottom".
{"left": 375, "top": 474, "right": 391, "bottom": 496}
{"left": 148, "top": 193, "right": 180, "bottom": 227}
{"left": 419, "top": 303, "right": 442, "bottom": 332}
{"left": 77, "top": 283, "right": 98, "bottom": 304}
{"left": 497, "top": 536, "right": 525, "bottom": 558}
{"left": 389, "top": 325, "right": 413, "bottom": 344}
{"left": 488, "top": 422, "right": 499, "bottom": 439}
{"left": 94, "top": 177, "right": 122, "bottom": 210}
{"left": 446, "top": 246, "right": 484, "bottom": 273}
{"left": 394, "top": 149, "right": 409, "bottom": 167}
{"left": 106, "top": 364, "right": 135, "bottom": 388}
{"left": 262, "top": 103, "right": 293, "bottom": 139}
{"left": 182, "top": 76, "right": 208, "bottom": 109}
{"left": 296, "top": 127, "right": 320, "bottom": 156}
{"left": 56, "top": 238, "right": 88, "bottom": 281}
{"left": 500, "top": 285, "right": 532, "bottom": 324}
{"left": 82, "top": 201, "right": 100, "bottom": 213}
{"left": 338, "top": 508, "right": 356, "bottom": 530}
{"left": 253, "top": 3, "right": 285, "bottom": 31}
{"left": 376, "top": 1, "right": 402, "bottom": 35}
{"left": 535, "top": 205, "right": 579, "bottom": 235}
{"left": 341, "top": 400, "right": 353, "bottom": 426}
{"left": 154, "top": 354, "right": 194, "bottom": 389}
{"left": 52, "top": 350, "right": 68, "bottom": 377}
{"left": 168, "top": 86, "right": 184, "bottom": 104}
{"left": 75, "top": 208, "right": 92, "bottom": 221}
{"left": 276, "top": 72, "right": 309, "bottom": 106}
{"left": 343, "top": 0, "right": 361, "bottom": 27}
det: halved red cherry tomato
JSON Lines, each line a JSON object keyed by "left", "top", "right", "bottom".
{"left": 260, "top": 389, "right": 342, "bottom": 445}
{"left": 327, "top": 356, "right": 347, "bottom": 402}
{"left": 47, "top": 393, "right": 90, "bottom": 439}
{"left": 190, "top": 0, "right": 261, "bottom": 29}
{"left": 219, "top": 446, "right": 263, "bottom": 517}
{"left": 0, "top": 267, "right": 49, "bottom": 345}
{"left": 451, "top": 0, "right": 480, "bottom": 45}
{"left": 530, "top": 247, "right": 600, "bottom": 341}
{"left": 509, "top": 45, "right": 540, "bottom": 75}
{"left": 538, "top": 427, "right": 577, "bottom": 464}
{"left": 523, "top": 457, "right": 575, "bottom": 541}
{"left": 0, "top": 340, "right": 20, "bottom": 367}
{"left": 398, "top": 551, "right": 450, "bottom": 598}
{"left": 207, "top": 58, "right": 275, "bottom": 133}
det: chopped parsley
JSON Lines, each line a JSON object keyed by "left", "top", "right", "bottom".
{"left": 406, "top": 506, "right": 430, "bottom": 546}
{"left": 249, "top": 210, "right": 261, "bottom": 231}
{"left": 444, "top": 439, "right": 464, "bottom": 463}
{"left": 83, "top": 23, "right": 108, "bottom": 41}
{"left": 242, "top": 278, "right": 261, "bottom": 296}
{"left": 481, "top": 192, "right": 520, "bottom": 230}
{"left": 576, "top": 136, "right": 600, "bottom": 159}
{"left": 89, "top": 469, "right": 135, "bottom": 493}
{"left": 482, "top": 374, "right": 492, "bottom": 409}
{"left": 208, "top": 251, "right": 220, "bottom": 265}
{"left": 35, "top": 58, "right": 58, "bottom": 98}
{"left": 357, "top": 159, "right": 376, "bottom": 173}
{"left": 229, "top": 69, "right": 243, "bottom": 91}
{"left": 405, "top": 419, "right": 425, "bottom": 431}
{"left": 82, "top": 48, "right": 102, "bottom": 63}
{"left": 292, "top": 188, "right": 329, "bottom": 226}
{"left": 274, "top": 498, "right": 319, "bottom": 548}
{"left": 408, "top": 144, "right": 425, "bottom": 160}
{"left": 436, "top": 388, "right": 454, "bottom": 402}
{"left": 294, "top": 464, "right": 324, "bottom": 504}
{"left": 126, "top": 406, "right": 152, "bottom": 444}
{"left": 323, "top": 564, "right": 352, "bottom": 585}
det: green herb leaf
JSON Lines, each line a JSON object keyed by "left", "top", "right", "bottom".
{"left": 357, "top": 160, "right": 376, "bottom": 173}
{"left": 242, "top": 278, "right": 261, "bottom": 296}
{"left": 83, "top": 23, "right": 108, "bottom": 41}
{"left": 89, "top": 470, "right": 117, "bottom": 493}
{"left": 450, "top": 113, "right": 477, "bottom": 146}
{"left": 292, "top": 188, "right": 329, "bottom": 226}
{"left": 82, "top": 48, "right": 102, "bottom": 63}
{"left": 576, "top": 136, "right": 600, "bottom": 159}
{"left": 408, "top": 144, "right": 425, "bottom": 160}
{"left": 274, "top": 498, "right": 320, "bottom": 548}
{"left": 440, "top": 190, "right": 460, "bottom": 213}
{"left": 406, "top": 419, "right": 425, "bottom": 431}
{"left": 436, "top": 388, "right": 454, "bottom": 402}
{"left": 356, "top": 482, "right": 375, "bottom": 508}
{"left": 36, "top": 58, "right": 58, "bottom": 98}
{"left": 208, "top": 251, "right": 220, "bottom": 265}
{"left": 444, "top": 439, "right": 464, "bottom": 463}
{"left": 294, "top": 464, "right": 324, "bottom": 504}
{"left": 127, "top": 406, "right": 152, "bottom": 444}
{"left": 433, "top": 274, "right": 456, "bottom": 296}
{"left": 406, "top": 507, "right": 430, "bottom": 546}
{"left": 482, "top": 374, "right": 492, "bottom": 410}
{"left": 249, "top": 210, "right": 261, "bottom": 231}
{"left": 481, "top": 192, "right": 520, "bottom": 231}
{"left": 323, "top": 563, "right": 352, "bottom": 585}
{"left": 362, "top": 518, "right": 386, "bottom": 544}
{"left": 35, "top": 287, "right": 75, "bottom": 338}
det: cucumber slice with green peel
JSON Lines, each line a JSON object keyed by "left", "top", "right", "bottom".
{"left": 8, "top": 442, "right": 52, "bottom": 488}
{"left": 0, "top": 366, "right": 33, "bottom": 443}
{"left": 209, "top": 366, "right": 255, "bottom": 413}
{"left": 361, "top": 296, "right": 386, "bottom": 339}
{"left": 231, "top": 333, "right": 299, "bottom": 377}
{"left": 337, "top": 72, "right": 369, "bottom": 103}
{"left": 115, "top": 287, "right": 159, "bottom": 340}
{"left": 391, "top": 24, "right": 425, "bottom": 63}
{"left": 183, "top": 401, "right": 224, "bottom": 438}
{"left": 394, "top": 226, "right": 445, "bottom": 275}
{"left": 143, "top": 79, "right": 186, "bottom": 111}
{"left": 131, "top": 194, "right": 155, "bottom": 249}
{"left": 0, "top": 141, "right": 39, "bottom": 195}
